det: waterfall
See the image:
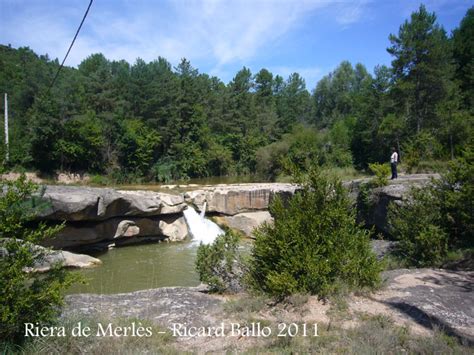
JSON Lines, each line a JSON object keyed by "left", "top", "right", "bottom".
{"left": 183, "top": 204, "right": 224, "bottom": 245}
{"left": 200, "top": 202, "right": 207, "bottom": 219}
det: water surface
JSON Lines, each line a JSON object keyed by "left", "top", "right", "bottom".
{"left": 67, "top": 241, "right": 201, "bottom": 294}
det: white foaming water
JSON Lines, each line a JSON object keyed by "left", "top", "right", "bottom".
{"left": 183, "top": 204, "right": 224, "bottom": 245}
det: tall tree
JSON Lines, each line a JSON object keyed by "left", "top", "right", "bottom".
{"left": 277, "top": 73, "right": 310, "bottom": 132}
{"left": 388, "top": 5, "right": 453, "bottom": 133}
{"left": 452, "top": 7, "right": 474, "bottom": 110}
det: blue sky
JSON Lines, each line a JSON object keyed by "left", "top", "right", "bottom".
{"left": 0, "top": 0, "right": 471, "bottom": 90}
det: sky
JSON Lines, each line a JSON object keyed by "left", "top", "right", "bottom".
{"left": 0, "top": 0, "right": 471, "bottom": 90}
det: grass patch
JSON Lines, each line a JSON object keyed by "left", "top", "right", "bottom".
{"left": 249, "top": 315, "right": 471, "bottom": 354}
{"left": 223, "top": 295, "right": 268, "bottom": 316}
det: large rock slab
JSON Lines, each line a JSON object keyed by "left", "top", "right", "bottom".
{"left": 63, "top": 268, "right": 474, "bottom": 348}
{"left": 38, "top": 185, "right": 187, "bottom": 221}
{"left": 44, "top": 215, "right": 188, "bottom": 249}
{"left": 349, "top": 268, "right": 474, "bottom": 344}
{"left": 184, "top": 183, "right": 298, "bottom": 215}
{"left": 64, "top": 285, "right": 221, "bottom": 329}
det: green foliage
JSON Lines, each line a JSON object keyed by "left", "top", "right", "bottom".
{"left": 368, "top": 163, "right": 391, "bottom": 187}
{"left": 118, "top": 119, "right": 161, "bottom": 176}
{"left": 195, "top": 231, "right": 244, "bottom": 293}
{"left": 249, "top": 169, "right": 381, "bottom": 298}
{"left": 452, "top": 7, "right": 474, "bottom": 109}
{"left": 0, "top": 176, "right": 76, "bottom": 344}
{"left": 435, "top": 146, "right": 474, "bottom": 247}
{"left": 388, "top": 147, "right": 473, "bottom": 266}
{"left": 388, "top": 186, "right": 448, "bottom": 267}
{"left": 56, "top": 113, "right": 105, "bottom": 172}
{"left": 403, "top": 132, "right": 444, "bottom": 172}
{"left": 0, "top": 4, "right": 472, "bottom": 181}
{"left": 388, "top": 5, "right": 454, "bottom": 133}
{"left": 256, "top": 124, "right": 353, "bottom": 180}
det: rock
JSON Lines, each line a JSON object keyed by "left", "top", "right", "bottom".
{"left": 370, "top": 239, "right": 397, "bottom": 259}
{"left": 0, "top": 239, "right": 101, "bottom": 272}
{"left": 217, "top": 211, "right": 273, "bottom": 238}
{"left": 184, "top": 183, "right": 298, "bottom": 215}
{"left": 63, "top": 286, "right": 222, "bottom": 330}
{"left": 44, "top": 215, "right": 188, "bottom": 249}
{"left": 20, "top": 174, "right": 440, "bottom": 248}
{"left": 33, "top": 250, "right": 102, "bottom": 272}
{"left": 349, "top": 268, "right": 474, "bottom": 345}
{"left": 159, "top": 216, "right": 188, "bottom": 242}
{"left": 113, "top": 220, "right": 140, "bottom": 238}
{"left": 0, "top": 172, "right": 43, "bottom": 184}
{"left": 38, "top": 185, "right": 187, "bottom": 221}
{"left": 56, "top": 172, "right": 91, "bottom": 185}
{"left": 63, "top": 268, "right": 474, "bottom": 348}
{"left": 344, "top": 174, "right": 440, "bottom": 235}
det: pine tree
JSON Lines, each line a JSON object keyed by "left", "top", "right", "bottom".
{"left": 388, "top": 5, "right": 454, "bottom": 133}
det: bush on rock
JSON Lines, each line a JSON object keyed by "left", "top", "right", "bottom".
{"left": 248, "top": 169, "right": 381, "bottom": 298}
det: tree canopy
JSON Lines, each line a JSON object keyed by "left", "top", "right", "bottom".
{"left": 0, "top": 5, "right": 472, "bottom": 180}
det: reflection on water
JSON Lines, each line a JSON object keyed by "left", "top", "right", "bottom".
{"left": 67, "top": 241, "right": 201, "bottom": 295}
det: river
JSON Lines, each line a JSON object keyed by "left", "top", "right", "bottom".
{"left": 67, "top": 241, "right": 201, "bottom": 294}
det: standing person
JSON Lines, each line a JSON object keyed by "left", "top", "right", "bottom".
{"left": 390, "top": 147, "right": 398, "bottom": 180}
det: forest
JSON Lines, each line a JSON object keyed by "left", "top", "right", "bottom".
{"left": 0, "top": 5, "right": 472, "bottom": 182}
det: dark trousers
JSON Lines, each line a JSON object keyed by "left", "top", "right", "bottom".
{"left": 391, "top": 162, "right": 398, "bottom": 179}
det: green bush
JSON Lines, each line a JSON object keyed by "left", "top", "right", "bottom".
{"left": 388, "top": 146, "right": 473, "bottom": 266}
{"left": 403, "top": 132, "right": 444, "bottom": 172}
{"left": 388, "top": 185, "right": 448, "bottom": 267}
{"left": 195, "top": 231, "right": 245, "bottom": 293}
{"left": 0, "top": 175, "right": 76, "bottom": 344}
{"left": 249, "top": 169, "right": 381, "bottom": 299}
{"left": 368, "top": 163, "right": 391, "bottom": 187}
{"left": 435, "top": 146, "right": 473, "bottom": 247}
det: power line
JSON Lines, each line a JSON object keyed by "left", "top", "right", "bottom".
{"left": 48, "top": 0, "right": 94, "bottom": 91}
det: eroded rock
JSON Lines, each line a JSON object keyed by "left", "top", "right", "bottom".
{"left": 216, "top": 211, "right": 273, "bottom": 238}
{"left": 33, "top": 250, "right": 102, "bottom": 272}
{"left": 38, "top": 186, "right": 187, "bottom": 221}
{"left": 44, "top": 215, "right": 188, "bottom": 249}
{"left": 185, "top": 183, "right": 298, "bottom": 215}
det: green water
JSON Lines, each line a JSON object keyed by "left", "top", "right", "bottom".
{"left": 67, "top": 241, "right": 201, "bottom": 295}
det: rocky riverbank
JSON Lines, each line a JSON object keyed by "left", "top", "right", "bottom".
{"left": 34, "top": 174, "right": 438, "bottom": 251}
{"left": 63, "top": 268, "right": 473, "bottom": 352}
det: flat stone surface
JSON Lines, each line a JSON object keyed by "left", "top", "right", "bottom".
{"left": 184, "top": 183, "right": 298, "bottom": 215}
{"left": 216, "top": 211, "right": 273, "bottom": 237}
{"left": 64, "top": 286, "right": 222, "bottom": 330}
{"left": 38, "top": 185, "right": 187, "bottom": 221}
{"left": 381, "top": 268, "right": 474, "bottom": 342}
{"left": 64, "top": 268, "right": 473, "bottom": 347}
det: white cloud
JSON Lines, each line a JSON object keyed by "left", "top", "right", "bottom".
{"left": 0, "top": 0, "right": 369, "bottom": 71}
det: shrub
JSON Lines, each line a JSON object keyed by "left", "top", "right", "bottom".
{"left": 248, "top": 169, "right": 381, "bottom": 299}
{"left": 388, "top": 185, "right": 448, "bottom": 267}
{"left": 403, "top": 132, "right": 444, "bottom": 172}
{"left": 435, "top": 146, "right": 473, "bottom": 247}
{"left": 195, "top": 230, "right": 245, "bottom": 293}
{"left": 388, "top": 146, "right": 473, "bottom": 266}
{"left": 0, "top": 175, "right": 76, "bottom": 344}
{"left": 368, "top": 163, "right": 391, "bottom": 187}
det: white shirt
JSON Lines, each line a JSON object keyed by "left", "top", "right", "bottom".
{"left": 391, "top": 152, "right": 398, "bottom": 163}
